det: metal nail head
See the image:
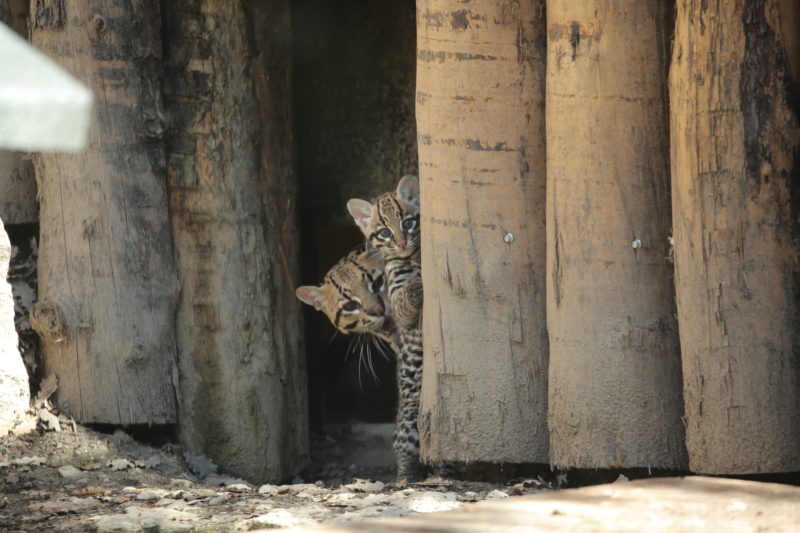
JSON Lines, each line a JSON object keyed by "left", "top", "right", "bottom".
{"left": 504, "top": 232, "right": 515, "bottom": 244}
{"left": 631, "top": 239, "right": 642, "bottom": 250}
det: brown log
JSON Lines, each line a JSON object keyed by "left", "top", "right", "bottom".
{"left": 546, "top": 0, "right": 686, "bottom": 468}
{"left": 417, "top": 0, "right": 549, "bottom": 463}
{"left": 30, "top": 0, "right": 178, "bottom": 424}
{"left": 670, "top": 0, "right": 800, "bottom": 473}
{"left": 0, "top": 0, "right": 37, "bottom": 224}
{"left": 162, "top": 0, "right": 308, "bottom": 482}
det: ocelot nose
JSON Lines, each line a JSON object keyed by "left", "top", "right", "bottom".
{"left": 397, "top": 239, "right": 407, "bottom": 249}
{"left": 369, "top": 302, "right": 385, "bottom": 316}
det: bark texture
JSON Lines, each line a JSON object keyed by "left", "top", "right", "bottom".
{"left": 163, "top": 0, "right": 308, "bottom": 482}
{"left": 670, "top": 0, "right": 800, "bottom": 473}
{"left": 30, "top": 0, "right": 178, "bottom": 424}
{"left": 417, "top": 0, "right": 549, "bottom": 463}
{"left": 546, "top": 0, "right": 686, "bottom": 469}
{"left": 0, "top": 0, "right": 37, "bottom": 224}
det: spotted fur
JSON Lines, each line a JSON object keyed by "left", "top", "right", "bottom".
{"left": 347, "top": 176, "right": 425, "bottom": 480}
{"left": 347, "top": 175, "right": 422, "bottom": 330}
{"left": 295, "top": 245, "right": 396, "bottom": 343}
{"left": 296, "top": 243, "right": 423, "bottom": 479}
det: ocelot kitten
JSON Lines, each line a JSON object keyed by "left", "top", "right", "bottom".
{"left": 296, "top": 243, "right": 424, "bottom": 479}
{"left": 347, "top": 175, "right": 425, "bottom": 480}
{"left": 295, "top": 244, "right": 396, "bottom": 344}
{"left": 346, "top": 175, "right": 422, "bottom": 330}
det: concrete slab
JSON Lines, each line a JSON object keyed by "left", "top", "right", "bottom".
{"left": 275, "top": 476, "right": 800, "bottom": 532}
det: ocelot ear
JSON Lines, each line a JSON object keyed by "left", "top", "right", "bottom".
{"left": 295, "top": 286, "right": 325, "bottom": 311}
{"left": 346, "top": 198, "right": 374, "bottom": 234}
{"left": 396, "top": 175, "right": 420, "bottom": 209}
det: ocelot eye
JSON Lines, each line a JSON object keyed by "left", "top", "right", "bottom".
{"left": 369, "top": 275, "right": 384, "bottom": 293}
{"left": 342, "top": 301, "right": 360, "bottom": 312}
{"left": 401, "top": 218, "right": 417, "bottom": 232}
{"left": 377, "top": 228, "right": 392, "bottom": 240}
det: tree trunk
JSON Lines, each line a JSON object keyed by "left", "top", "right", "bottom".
{"left": 417, "top": 0, "right": 549, "bottom": 463}
{"left": 0, "top": 0, "right": 37, "bottom": 225}
{"left": 546, "top": 0, "right": 686, "bottom": 469}
{"left": 29, "top": 0, "right": 178, "bottom": 424}
{"left": 163, "top": 0, "right": 308, "bottom": 482}
{"left": 670, "top": 0, "right": 800, "bottom": 474}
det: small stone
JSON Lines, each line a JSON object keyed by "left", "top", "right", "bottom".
{"left": 32, "top": 496, "right": 100, "bottom": 514}
{"left": 12, "top": 456, "right": 45, "bottom": 466}
{"left": 57, "top": 465, "right": 85, "bottom": 481}
{"left": 486, "top": 489, "right": 509, "bottom": 499}
{"left": 208, "top": 494, "right": 230, "bottom": 505}
{"left": 405, "top": 490, "right": 462, "bottom": 513}
{"left": 136, "top": 489, "right": 167, "bottom": 501}
{"left": 258, "top": 484, "right": 278, "bottom": 496}
{"left": 225, "top": 483, "right": 251, "bottom": 493}
{"left": 343, "top": 479, "right": 385, "bottom": 494}
{"left": 108, "top": 458, "right": 133, "bottom": 471}
{"left": 169, "top": 478, "right": 193, "bottom": 489}
{"left": 251, "top": 509, "right": 317, "bottom": 528}
{"left": 37, "top": 409, "right": 60, "bottom": 432}
{"left": 135, "top": 456, "right": 161, "bottom": 469}
{"left": 277, "top": 483, "right": 317, "bottom": 495}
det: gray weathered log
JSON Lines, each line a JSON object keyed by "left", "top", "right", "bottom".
{"left": 417, "top": 0, "right": 549, "bottom": 463}
{"left": 163, "top": 0, "right": 308, "bottom": 482}
{"left": 546, "top": 0, "right": 686, "bottom": 469}
{"left": 670, "top": 0, "right": 800, "bottom": 474}
{"left": 30, "top": 0, "right": 178, "bottom": 424}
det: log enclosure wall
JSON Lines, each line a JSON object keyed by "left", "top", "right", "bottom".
{"left": 417, "top": 0, "right": 549, "bottom": 463}
{"left": 30, "top": 0, "right": 179, "bottom": 424}
{"left": 546, "top": 0, "right": 686, "bottom": 469}
{"left": 162, "top": 0, "right": 308, "bottom": 482}
{"left": 670, "top": 0, "right": 800, "bottom": 474}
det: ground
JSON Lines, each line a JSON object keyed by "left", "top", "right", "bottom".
{"left": 0, "top": 415, "right": 552, "bottom": 532}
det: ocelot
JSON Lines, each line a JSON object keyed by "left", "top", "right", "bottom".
{"left": 347, "top": 175, "right": 425, "bottom": 479}
{"left": 295, "top": 242, "right": 424, "bottom": 479}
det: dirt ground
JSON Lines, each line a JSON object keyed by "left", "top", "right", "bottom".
{"left": 0, "top": 412, "right": 554, "bottom": 532}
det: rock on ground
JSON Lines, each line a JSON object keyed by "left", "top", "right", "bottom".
{"left": 0, "top": 218, "right": 29, "bottom": 434}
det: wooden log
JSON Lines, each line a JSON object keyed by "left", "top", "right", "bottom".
{"left": 0, "top": 0, "right": 37, "bottom": 224}
{"left": 546, "top": 0, "right": 686, "bottom": 468}
{"left": 670, "top": 0, "right": 800, "bottom": 473}
{"left": 416, "top": 0, "right": 549, "bottom": 463}
{"left": 162, "top": 0, "right": 308, "bottom": 482}
{"left": 29, "top": 0, "right": 178, "bottom": 424}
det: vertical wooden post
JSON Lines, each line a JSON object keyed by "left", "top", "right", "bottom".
{"left": 163, "top": 0, "right": 308, "bottom": 482}
{"left": 30, "top": 0, "right": 178, "bottom": 424}
{"left": 546, "top": 0, "right": 686, "bottom": 468}
{"left": 417, "top": 0, "right": 549, "bottom": 463}
{"left": 670, "top": 0, "right": 800, "bottom": 473}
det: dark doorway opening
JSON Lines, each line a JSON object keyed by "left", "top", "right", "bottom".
{"left": 291, "top": 0, "right": 418, "bottom": 439}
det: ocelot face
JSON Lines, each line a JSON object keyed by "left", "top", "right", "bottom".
{"left": 296, "top": 246, "right": 396, "bottom": 339}
{"left": 347, "top": 175, "right": 420, "bottom": 258}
